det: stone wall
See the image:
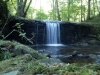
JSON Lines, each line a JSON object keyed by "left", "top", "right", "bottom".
{"left": 7, "top": 18, "right": 92, "bottom": 45}
{"left": 60, "top": 22, "right": 91, "bottom": 44}
{"left": 8, "top": 17, "right": 46, "bottom": 44}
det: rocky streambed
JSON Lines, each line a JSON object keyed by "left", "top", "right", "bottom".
{"left": 33, "top": 45, "right": 100, "bottom": 63}
{"left": 0, "top": 40, "right": 100, "bottom": 75}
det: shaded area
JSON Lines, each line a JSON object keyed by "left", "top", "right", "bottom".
{"left": 7, "top": 17, "right": 93, "bottom": 45}
{"left": 32, "top": 45, "right": 100, "bottom": 63}
{"left": 60, "top": 22, "right": 92, "bottom": 44}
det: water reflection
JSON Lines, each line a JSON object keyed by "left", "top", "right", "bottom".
{"left": 35, "top": 44, "right": 66, "bottom": 46}
{"left": 32, "top": 45, "right": 100, "bottom": 63}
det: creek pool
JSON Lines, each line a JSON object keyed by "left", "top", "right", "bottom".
{"left": 32, "top": 45, "right": 100, "bottom": 63}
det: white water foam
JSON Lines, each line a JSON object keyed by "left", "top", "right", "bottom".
{"left": 46, "top": 21, "right": 61, "bottom": 44}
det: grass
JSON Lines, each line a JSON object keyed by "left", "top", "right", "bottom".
{"left": 0, "top": 54, "right": 34, "bottom": 72}
{"left": 1, "top": 55, "right": 100, "bottom": 75}
{"left": 82, "top": 15, "right": 100, "bottom": 26}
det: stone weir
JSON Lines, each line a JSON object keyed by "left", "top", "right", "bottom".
{"left": 7, "top": 17, "right": 93, "bottom": 45}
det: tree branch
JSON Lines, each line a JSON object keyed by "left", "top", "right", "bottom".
{"left": 23, "top": 0, "right": 27, "bottom": 11}
{"left": 24, "top": 0, "right": 32, "bottom": 15}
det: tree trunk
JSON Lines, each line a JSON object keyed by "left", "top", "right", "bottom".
{"left": 0, "top": 0, "right": 9, "bottom": 38}
{"left": 95, "top": 0, "right": 100, "bottom": 16}
{"left": 55, "top": 0, "right": 61, "bottom": 21}
{"left": 67, "top": 0, "right": 70, "bottom": 21}
{"left": 52, "top": 0, "right": 56, "bottom": 20}
{"left": 87, "top": 0, "right": 91, "bottom": 20}
{"left": 0, "top": 0, "right": 8, "bottom": 25}
{"left": 93, "top": 0, "right": 95, "bottom": 16}
{"left": 16, "top": 0, "right": 32, "bottom": 17}
{"left": 81, "top": 0, "right": 82, "bottom": 22}
{"left": 83, "top": 6, "right": 86, "bottom": 21}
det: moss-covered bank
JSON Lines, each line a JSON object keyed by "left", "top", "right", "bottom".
{"left": 0, "top": 55, "right": 100, "bottom": 75}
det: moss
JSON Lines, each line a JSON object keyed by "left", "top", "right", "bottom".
{"left": 21, "top": 63, "right": 100, "bottom": 75}
{"left": 24, "top": 61, "right": 48, "bottom": 74}
{"left": 88, "top": 39, "right": 100, "bottom": 45}
{"left": 0, "top": 54, "right": 34, "bottom": 72}
{"left": 0, "top": 40, "right": 47, "bottom": 60}
{"left": 1, "top": 57, "right": 100, "bottom": 75}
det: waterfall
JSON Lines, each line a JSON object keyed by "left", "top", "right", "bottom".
{"left": 46, "top": 21, "right": 61, "bottom": 44}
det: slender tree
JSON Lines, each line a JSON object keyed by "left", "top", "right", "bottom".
{"left": 16, "top": 0, "right": 32, "bottom": 17}
{"left": 95, "top": 0, "right": 100, "bottom": 16}
{"left": 87, "top": 0, "right": 91, "bottom": 20}
{"left": 0, "top": 0, "right": 8, "bottom": 25}
{"left": 83, "top": 5, "right": 86, "bottom": 21}
{"left": 55, "top": 0, "right": 61, "bottom": 21}
{"left": 93, "top": 0, "right": 95, "bottom": 16}
{"left": 67, "top": 0, "right": 70, "bottom": 21}
{"left": 0, "top": 0, "right": 9, "bottom": 37}
{"left": 52, "top": 0, "right": 56, "bottom": 20}
{"left": 81, "top": 0, "right": 82, "bottom": 22}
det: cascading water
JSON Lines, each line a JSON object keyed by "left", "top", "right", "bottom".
{"left": 45, "top": 21, "right": 61, "bottom": 45}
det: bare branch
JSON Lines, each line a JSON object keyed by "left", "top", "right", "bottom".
{"left": 23, "top": 0, "right": 27, "bottom": 10}
{"left": 24, "top": 0, "right": 32, "bottom": 15}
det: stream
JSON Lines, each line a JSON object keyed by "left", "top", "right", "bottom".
{"left": 32, "top": 45, "right": 100, "bottom": 63}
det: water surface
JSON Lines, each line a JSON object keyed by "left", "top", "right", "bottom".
{"left": 32, "top": 45, "right": 100, "bottom": 63}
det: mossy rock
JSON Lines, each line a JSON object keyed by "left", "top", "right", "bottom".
{"left": 0, "top": 40, "right": 47, "bottom": 60}
{"left": 88, "top": 39, "right": 100, "bottom": 45}
{"left": 0, "top": 54, "right": 34, "bottom": 72}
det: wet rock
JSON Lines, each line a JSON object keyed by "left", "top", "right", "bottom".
{"left": 46, "top": 54, "right": 51, "bottom": 58}
{"left": 72, "top": 50, "right": 89, "bottom": 58}
{"left": 89, "top": 54, "right": 100, "bottom": 63}
{"left": 72, "top": 50, "right": 80, "bottom": 57}
{"left": 81, "top": 43, "right": 88, "bottom": 46}
{"left": 59, "top": 51, "right": 93, "bottom": 63}
{"left": 37, "top": 49, "right": 45, "bottom": 53}
{"left": 73, "top": 42, "right": 89, "bottom": 46}
{"left": 89, "top": 54, "right": 97, "bottom": 59}
{"left": 96, "top": 55, "right": 100, "bottom": 58}
{"left": 3, "top": 70, "right": 19, "bottom": 75}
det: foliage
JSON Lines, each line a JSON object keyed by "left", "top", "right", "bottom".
{"left": 5, "top": 0, "right": 100, "bottom": 21}
{"left": 1, "top": 56, "right": 100, "bottom": 75}
{"left": 0, "top": 54, "right": 34, "bottom": 72}
{"left": 0, "top": 51, "right": 13, "bottom": 61}
{"left": 7, "top": 0, "right": 17, "bottom": 15}
{"left": 35, "top": 9, "right": 48, "bottom": 20}
{"left": 7, "top": 0, "right": 32, "bottom": 17}
{"left": 0, "top": 18, "right": 35, "bottom": 44}
{"left": 14, "top": 23, "right": 35, "bottom": 44}
{"left": 26, "top": 7, "right": 36, "bottom": 18}
{"left": 0, "top": 40, "right": 13, "bottom": 60}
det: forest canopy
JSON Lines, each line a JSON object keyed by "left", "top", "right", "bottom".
{"left": 6, "top": 0, "right": 100, "bottom": 22}
{"left": 0, "top": 0, "right": 100, "bottom": 22}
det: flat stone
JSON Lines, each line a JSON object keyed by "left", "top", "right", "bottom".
{"left": 3, "top": 70, "right": 19, "bottom": 75}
